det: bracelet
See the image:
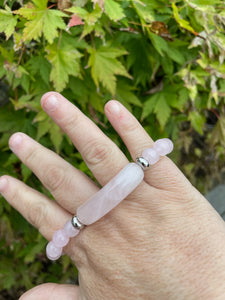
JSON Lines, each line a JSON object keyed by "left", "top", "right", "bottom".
{"left": 46, "top": 138, "right": 173, "bottom": 260}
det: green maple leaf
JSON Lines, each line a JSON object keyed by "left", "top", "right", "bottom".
{"left": 131, "top": 0, "right": 156, "bottom": 22}
{"left": 188, "top": 111, "right": 206, "bottom": 135}
{"left": 88, "top": 46, "right": 131, "bottom": 95}
{"left": 14, "top": 0, "right": 67, "bottom": 43}
{"left": 105, "top": 0, "right": 125, "bottom": 21}
{"left": 210, "top": 117, "right": 225, "bottom": 147}
{"left": 154, "top": 93, "right": 171, "bottom": 128}
{"left": 116, "top": 81, "right": 142, "bottom": 107}
{"left": 142, "top": 92, "right": 171, "bottom": 128}
{"left": 46, "top": 39, "right": 83, "bottom": 92}
{"left": 49, "top": 122, "right": 63, "bottom": 153}
{"left": 0, "top": 6, "right": 17, "bottom": 40}
{"left": 172, "top": 2, "right": 197, "bottom": 35}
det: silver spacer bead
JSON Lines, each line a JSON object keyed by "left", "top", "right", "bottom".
{"left": 71, "top": 215, "right": 85, "bottom": 230}
{"left": 136, "top": 157, "right": 149, "bottom": 170}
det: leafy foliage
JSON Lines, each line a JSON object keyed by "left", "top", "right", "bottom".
{"left": 14, "top": 0, "right": 67, "bottom": 43}
{"left": 0, "top": 0, "right": 225, "bottom": 297}
{"left": 0, "top": 6, "right": 17, "bottom": 40}
{"left": 46, "top": 37, "right": 83, "bottom": 91}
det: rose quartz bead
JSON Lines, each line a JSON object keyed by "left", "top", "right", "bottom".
{"left": 77, "top": 163, "right": 144, "bottom": 225}
{"left": 52, "top": 229, "right": 69, "bottom": 248}
{"left": 46, "top": 241, "right": 62, "bottom": 261}
{"left": 142, "top": 148, "right": 159, "bottom": 165}
{"left": 63, "top": 220, "right": 79, "bottom": 238}
{"left": 153, "top": 138, "right": 173, "bottom": 156}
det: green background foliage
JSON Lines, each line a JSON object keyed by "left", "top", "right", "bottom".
{"left": 0, "top": 0, "right": 225, "bottom": 297}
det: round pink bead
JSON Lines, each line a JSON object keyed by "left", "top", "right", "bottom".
{"left": 63, "top": 220, "right": 79, "bottom": 238}
{"left": 142, "top": 148, "right": 159, "bottom": 165}
{"left": 52, "top": 229, "right": 69, "bottom": 248}
{"left": 46, "top": 241, "right": 62, "bottom": 261}
{"left": 154, "top": 138, "right": 173, "bottom": 156}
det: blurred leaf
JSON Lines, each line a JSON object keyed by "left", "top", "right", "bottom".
{"left": 37, "top": 117, "right": 51, "bottom": 140}
{"left": 116, "top": 81, "right": 142, "bottom": 107}
{"left": 49, "top": 122, "right": 63, "bottom": 153}
{"left": 0, "top": 259, "right": 16, "bottom": 289}
{"left": 0, "top": 6, "right": 17, "bottom": 40}
{"left": 0, "top": 106, "right": 26, "bottom": 133}
{"left": 131, "top": 0, "right": 155, "bottom": 22}
{"left": 105, "top": 0, "right": 125, "bottom": 21}
{"left": 142, "top": 91, "right": 171, "bottom": 128}
{"left": 27, "top": 56, "right": 51, "bottom": 85}
{"left": 172, "top": 2, "right": 197, "bottom": 35}
{"left": 148, "top": 32, "right": 168, "bottom": 56}
{"left": 166, "top": 46, "right": 185, "bottom": 65}
{"left": 154, "top": 93, "right": 171, "bottom": 128}
{"left": 21, "top": 163, "right": 32, "bottom": 182}
{"left": 209, "top": 117, "right": 225, "bottom": 147}
{"left": 188, "top": 111, "right": 206, "bottom": 134}
{"left": 23, "top": 237, "right": 46, "bottom": 263}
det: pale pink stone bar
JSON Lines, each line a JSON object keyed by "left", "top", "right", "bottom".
{"left": 46, "top": 139, "right": 174, "bottom": 261}
{"left": 77, "top": 163, "right": 144, "bottom": 225}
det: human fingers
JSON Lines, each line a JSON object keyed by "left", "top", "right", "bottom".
{"left": 40, "top": 92, "right": 131, "bottom": 186}
{"left": 9, "top": 132, "right": 99, "bottom": 213}
{"left": 105, "top": 100, "right": 193, "bottom": 192}
{"left": 19, "top": 283, "right": 79, "bottom": 300}
{"left": 0, "top": 176, "right": 71, "bottom": 240}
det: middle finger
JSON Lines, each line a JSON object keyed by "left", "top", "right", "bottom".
{"left": 41, "top": 92, "right": 129, "bottom": 186}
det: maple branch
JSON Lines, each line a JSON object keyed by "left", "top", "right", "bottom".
{"left": 47, "top": 4, "right": 57, "bottom": 9}
{"left": 210, "top": 108, "right": 220, "bottom": 119}
{"left": 10, "top": 45, "right": 26, "bottom": 94}
{"left": 16, "top": 44, "right": 25, "bottom": 68}
{"left": 88, "top": 103, "right": 107, "bottom": 129}
{"left": 90, "top": 33, "right": 96, "bottom": 49}
{"left": 14, "top": 88, "right": 18, "bottom": 103}
{"left": 128, "top": 21, "right": 149, "bottom": 28}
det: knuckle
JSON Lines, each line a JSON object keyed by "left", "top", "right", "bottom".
{"left": 23, "top": 146, "right": 39, "bottom": 164}
{"left": 63, "top": 112, "right": 80, "bottom": 133}
{"left": 43, "top": 165, "right": 66, "bottom": 192}
{"left": 9, "top": 180, "right": 46, "bottom": 229}
{"left": 82, "top": 139, "right": 113, "bottom": 168}
{"left": 122, "top": 116, "right": 138, "bottom": 134}
{"left": 27, "top": 200, "right": 46, "bottom": 228}
{"left": 10, "top": 183, "right": 23, "bottom": 204}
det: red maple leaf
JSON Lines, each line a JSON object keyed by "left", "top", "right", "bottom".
{"left": 68, "top": 14, "right": 84, "bottom": 28}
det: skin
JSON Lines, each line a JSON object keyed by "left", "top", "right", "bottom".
{"left": 0, "top": 92, "right": 225, "bottom": 300}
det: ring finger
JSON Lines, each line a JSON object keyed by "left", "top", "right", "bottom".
{"left": 8, "top": 132, "right": 99, "bottom": 213}
{"left": 0, "top": 175, "right": 71, "bottom": 240}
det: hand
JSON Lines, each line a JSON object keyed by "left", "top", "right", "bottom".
{"left": 1, "top": 92, "right": 225, "bottom": 300}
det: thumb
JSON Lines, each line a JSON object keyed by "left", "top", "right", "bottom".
{"left": 19, "top": 283, "right": 79, "bottom": 300}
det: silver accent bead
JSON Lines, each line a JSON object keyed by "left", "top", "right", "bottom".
{"left": 71, "top": 216, "right": 85, "bottom": 230}
{"left": 136, "top": 157, "right": 149, "bottom": 170}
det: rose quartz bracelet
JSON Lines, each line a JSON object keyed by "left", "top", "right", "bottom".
{"left": 46, "top": 138, "right": 173, "bottom": 260}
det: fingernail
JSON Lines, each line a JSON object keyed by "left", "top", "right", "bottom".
{"left": 43, "top": 95, "right": 58, "bottom": 112}
{"left": 9, "top": 133, "right": 22, "bottom": 149}
{"left": 0, "top": 177, "right": 7, "bottom": 193}
{"left": 107, "top": 101, "right": 120, "bottom": 115}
